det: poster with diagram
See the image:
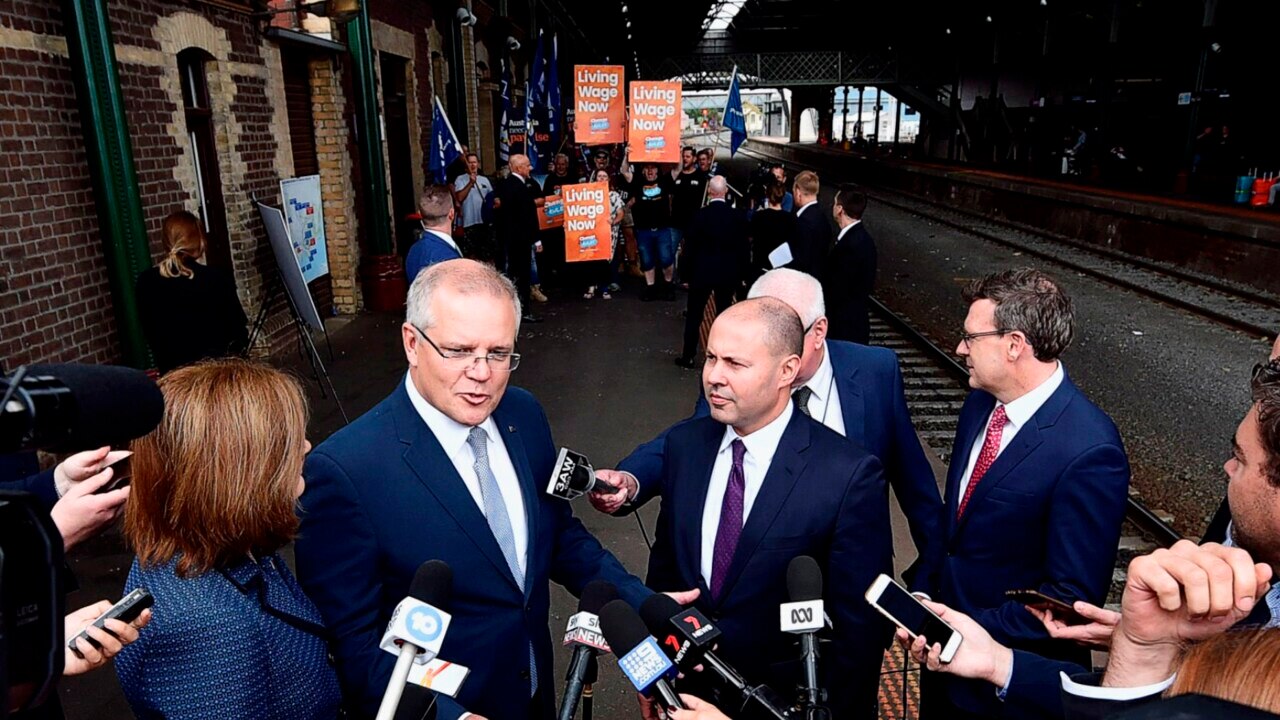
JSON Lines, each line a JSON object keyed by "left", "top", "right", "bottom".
{"left": 280, "top": 175, "right": 329, "bottom": 283}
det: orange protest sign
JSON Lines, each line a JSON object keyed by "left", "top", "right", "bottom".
{"left": 561, "top": 182, "right": 612, "bottom": 263}
{"left": 628, "top": 81, "right": 682, "bottom": 164}
{"left": 573, "top": 65, "right": 625, "bottom": 145}
{"left": 537, "top": 197, "right": 565, "bottom": 230}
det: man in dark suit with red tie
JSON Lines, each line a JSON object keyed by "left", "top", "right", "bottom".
{"left": 915, "top": 268, "right": 1131, "bottom": 719}
{"left": 644, "top": 297, "right": 893, "bottom": 719}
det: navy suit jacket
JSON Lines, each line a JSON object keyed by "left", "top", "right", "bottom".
{"left": 650, "top": 409, "right": 890, "bottom": 717}
{"left": 618, "top": 341, "right": 942, "bottom": 564}
{"left": 921, "top": 371, "right": 1130, "bottom": 717}
{"left": 791, "top": 204, "right": 831, "bottom": 276}
{"left": 821, "top": 224, "right": 877, "bottom": 346}
{"left": 296, "top": 382, "right": 650, "bottom": 720}
{"left": 647, "top": 410, "right": 893, "bottom": 719}
{"left": 405, "top": 230, "right": 462, "bottom": 282}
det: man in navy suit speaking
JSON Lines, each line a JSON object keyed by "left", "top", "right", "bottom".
{"left": 296, "top": 259, "right": 690, "bottom": 720}
{"left": 642, "top": 297, "right": 893, "bottom": 719}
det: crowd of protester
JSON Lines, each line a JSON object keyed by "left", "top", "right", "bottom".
{"left": 3, "top": 139, "right": 1279, "bottom": 720}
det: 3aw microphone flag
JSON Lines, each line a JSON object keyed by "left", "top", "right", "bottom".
{"left": 428, "top": 95, "right": 462, "bottom": 183}
{"left": 723, "top": 66, "right": 747, "bottom": 157}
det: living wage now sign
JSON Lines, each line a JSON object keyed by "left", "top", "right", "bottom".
{"left": 628, "top": 81, "right": 681, "bottom": 164}
{"left": 573, "top": 65, "right": 625, "bottom": 145}
{"left": 562, "top": 182, "right": 611, "bottom": 262}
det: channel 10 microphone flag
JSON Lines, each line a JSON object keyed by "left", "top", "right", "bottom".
{"left": 562, "top": 182, "right": 612, "bottom": 262}
{"left": 628, "top": 81, "right": 682, "bottom": 164}
{"left": 574, "top": 65, "right": 625, "bottom": 145}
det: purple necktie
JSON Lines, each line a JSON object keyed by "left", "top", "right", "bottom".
{"left": 710, "top": 439, "right": 747, "bottom": 600}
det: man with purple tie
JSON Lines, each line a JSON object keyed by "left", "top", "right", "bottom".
{"left": 643, "top": 297, "right": 893, "bottom": 719}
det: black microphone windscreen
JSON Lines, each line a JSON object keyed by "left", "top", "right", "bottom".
{"left": 410, "top": 560, "right": 453, "bottom": 610}
{"left": 639, "top": 593, "right": 682, "bottom": 635}
{"left": 599, "top": 599, "right": 650, "bottom": 656}
{"left": 28, "top": 364, "right": 164, "bottom": 452}
{"left": 578, "top": 580, "right": 620, "bottom": 615}
{"left": 786, "top": 555, "right": 823, "bottom": 602}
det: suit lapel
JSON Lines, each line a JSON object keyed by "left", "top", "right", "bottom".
{"left": 681, "top": 423, "right": 721, "bottom": 597}
{"left": 713, "top": 413, "right": 809, "bottom": 607}
{"left": 493, "top": 405, "right": 539, "bottom": 600}
{"left": 394, "top": 390, "right": 524, "bottom": 594}
{"left": 946, "top": 394, "right": 994, "bottom": 541}
{"left": 952, "top": 420, "right": 1043, "bottom": 537}
{"left": 834, "top": 347, "right": 865, "bottom": 445}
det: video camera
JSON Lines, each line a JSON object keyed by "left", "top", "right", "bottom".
{"left": 1, "top": 363, "right": 164, "bottom": 714}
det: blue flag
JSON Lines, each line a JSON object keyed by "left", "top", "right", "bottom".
{"left": 428, "top": 96, "right": 461, "bottom": 183}
{"left": 547, "top": 34, "right": 561, "bottom": 146}
{"left": 526, "top": 32, "right": 546, "bottom": 172}
{"left": 499, "top": 58, "right": 513, "bottom": 164}
{"left": 724, "top": 67, "right": 747, "bottom": 157}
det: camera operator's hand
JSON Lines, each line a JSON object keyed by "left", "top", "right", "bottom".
{"left": 587, "top": 469, "right": 637, "bottom": 515}
{"left": 50, "top": 457, "right": 130, "bottom": 551}
{"left": 896, "top": 599, "right": 1013, "bottom": 689}
{"left": 1102, "top": 540, "right": 1272, "bottom": 689}
{"left": 64, "top": 600, "right": 152, "bottom": 676}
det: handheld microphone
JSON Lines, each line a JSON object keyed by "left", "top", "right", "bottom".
{"left": 640, "top": 595, "right": 795, "bottom": 720}
{"left": 0, "top": 363, "right": 165, "bottom": 454}
{"left": 376, "top": 560, "right": 454, "bottom": 720}
{"left": 599, "top": 599, "right": 685, "bottom": 712}
{"left": 557, "top": 580, "right": 618, "bottom": 720}
{"left": 545, "top": 447, "right": 620, "bottom": 500}
{"left": 784, "top": 556, "right": 828, "bottom": 719}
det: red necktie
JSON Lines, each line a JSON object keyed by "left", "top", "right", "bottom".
{"left": 957, "top": 405, "right": 1008, "bottom": 518}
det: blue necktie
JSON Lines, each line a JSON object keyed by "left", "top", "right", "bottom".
{"left": 467, "top": 427, "right": 537, "bottom": 696}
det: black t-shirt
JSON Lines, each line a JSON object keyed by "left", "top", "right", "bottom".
{"left": 628, "top": 175, "right": 675, "bottom": 229}
{"left": 671, "top": 169, "right": 710, "bottom": 228}
{"left": 542, "top": 172, "right": 574, "bottom": 197}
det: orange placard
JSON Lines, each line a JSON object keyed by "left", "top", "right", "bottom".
{"left": 561, "top": 182, "right": 612, "bottom": 262}
{"left": 537, "top": 197, "right": 565, "bottom": 230}
{"left": 573, "top": 65, "right": 626, "bottom": 145}
{"left": 628, "top": 81, "right": 681, "bottom": 164}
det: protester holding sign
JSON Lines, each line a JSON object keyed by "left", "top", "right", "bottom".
{"left": 627, "top": 164, "right": 677, "bottom": 301}
{"left": 563, "top": 175, "right": 621, "bottom": 300}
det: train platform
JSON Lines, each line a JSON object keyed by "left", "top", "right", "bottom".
{"left": 743, "top": 137, "right": 1280, "bottom": 300}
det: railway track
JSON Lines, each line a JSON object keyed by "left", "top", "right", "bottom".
{"left": 867, "top": 296, "right": 1181, "bottom": 602}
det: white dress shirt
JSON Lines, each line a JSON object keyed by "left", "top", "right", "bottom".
{"left": 958, "top": 362, "right": 1065, "bottom": 502}
{"left": 795, "top": 200, "right": 818, "bottom": 217}
{"left": 404, "top": 374, "right": 528, "bottom": 575}
{"left": 424, "top": 228, "right": 461, "bottom": 254}
{"left": 799, "top": 342, "right": 846, "bottom": 437}
{"left": 835, "top": 219, "right": 861, "bottom": 243}
{"left": 700, "top": 402, "right": 794, "bottom": 586}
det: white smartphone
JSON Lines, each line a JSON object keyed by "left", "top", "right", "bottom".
{"left": 864, "top": 574, "right": 963, "bottom": 663}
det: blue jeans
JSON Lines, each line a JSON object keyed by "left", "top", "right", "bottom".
{"left": 530, "top": 246, "right": 540, "bottom": 285}
{"left": 636, "top": 228, "right": 674, "bottom": 271}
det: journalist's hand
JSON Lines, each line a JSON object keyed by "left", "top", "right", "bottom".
{"left": 64, "top": 600, "right": 152, "bottom": 676}
{"left": 50, "top": 459, "right": 130, "bottom": 551}
{"left": 669, "top": 694, "right": 731, "bottom": 720}
{"left": 587, "top": 469, "right": 637, "bottom": 515}
{"left": 53, "top": 446, "right": 129, "bottom": 495}
{"left": 1027, "top": 600, "right": 1120, "bottom": 649}
{"left": 896, "top": 599, "right": 1013, "bottom": 688}
{"left": 1103, "top": 540, "right": 1272, "bottom": 688}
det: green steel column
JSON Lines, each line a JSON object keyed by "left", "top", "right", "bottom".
{"left": 63, "top": 0, "right": 152, "bottom": 368}
{"left": 346, "top": 6, "right": 394, "bottom": 255}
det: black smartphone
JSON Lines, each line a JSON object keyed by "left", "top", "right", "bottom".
{"left": 1004, "top": 589, "right": 1089, "bottom": 625}
{"left": 67, "top": 588, "right": 154, "bottom": 656}
{"left": 92, "top": 454, "right": 132, "bottom": 494}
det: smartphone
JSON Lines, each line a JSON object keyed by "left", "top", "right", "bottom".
{"left": 1004, "top": 589, "right": 1089, "bottom": 625}
{"left": 92, "top": 454, "right": 132, "bottom": 494}
{"left": 67, "top": 588, "right": 154, "bottom": 656}
{"left": 865, "top": 574, "right": 963, "bottom": 663}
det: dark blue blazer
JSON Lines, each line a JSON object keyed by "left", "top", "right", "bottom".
{"left": 296, "top": 382, "right": 650, "bottom": 720}
{"left": 1, "top": 468, "right": 58, "bottom": 508}
{"left": 405, "top": 230, "right": 462, "bottom": 282}
{"left": 115, "top": 554, "right": 342, "bottom": 720}
{"left": 618, "top": 341, "right": 942, "bottom": 564}
{"left": 646, "top": 411, "right": 893, "bottom": 720}
{"left": 921, "top": 371, "right": 1130, "bottom": 717}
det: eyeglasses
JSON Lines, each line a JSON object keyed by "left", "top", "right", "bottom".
{"left": 411, "top": 326, "right": 521, "bottom": 372}
{"left": 959, "top": 328, "right": 1014, "bottom": 349}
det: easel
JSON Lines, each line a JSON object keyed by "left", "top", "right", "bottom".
{"left": 250, "top": 196, "right": 349, "bottom": 425}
